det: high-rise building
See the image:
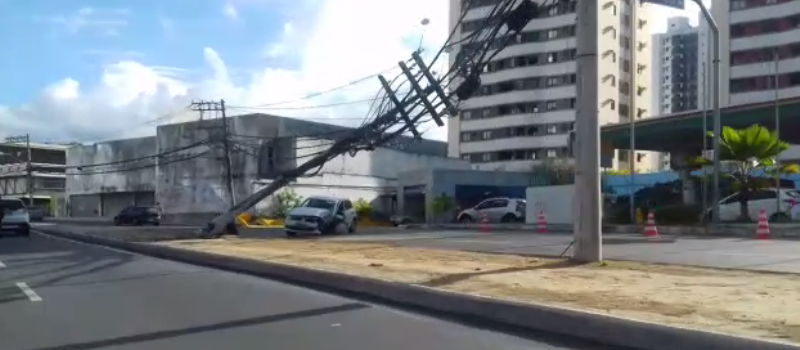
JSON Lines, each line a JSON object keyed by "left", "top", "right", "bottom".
{"left": 652, "top": 17, "right": 703, "bottom": 115}
{"left": 711, "top": 0, "right": 800, "bottom": 160}
{"left": 447, "top": 0, "right": 659, "bottom": 172}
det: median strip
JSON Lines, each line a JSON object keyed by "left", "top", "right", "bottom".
{"left": 159, "top": 238, "right": 800, "bottom": 346}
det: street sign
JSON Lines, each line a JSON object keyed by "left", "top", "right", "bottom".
{"left": 642, "top": 0, "right": 685, "bottom": 10}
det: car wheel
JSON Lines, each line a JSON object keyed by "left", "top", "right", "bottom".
{"left": 285, "top": 230, "right": 297, "bottom": 237}
{"left": 19, "top": 229, "right": 30, "bottom": 236}
{"left": 349, "top": 219, "right": 357, "bottom": 234}
{"left": 501, "top": 213, "right": 516, "bottom": 223}
{"left": 459, "top": 215, "right": 473, "bottom": 223}
{"left": 153, "top": 222, "right": 161, "bottom": 226}
{"left": 333, "top": 222, "right": 348, "bottom": 235}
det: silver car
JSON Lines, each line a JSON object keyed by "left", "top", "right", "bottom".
{"left": 284, "top": 196, "right": 357, "bottom": 237}
{"left": 27, "top": 206, "right": 46, "bottom": 222}
{"left": 457, "top": 197, "right": 526, "bottom": 223}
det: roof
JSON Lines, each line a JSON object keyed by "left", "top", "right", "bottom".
{"left": 2, "top": 142, "right": 70, "bottom": 151}
{"left": 601, "top": 97, "right": 800, "bottom": 151}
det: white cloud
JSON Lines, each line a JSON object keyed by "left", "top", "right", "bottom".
{"left": 223, "top": 2, "right": 239, "bottom": 21}
{"left": 44, "top": 7, "right": 130, "bottom": 36}
{"left": 2, "top": 0, "right": 450, "bottom": 144}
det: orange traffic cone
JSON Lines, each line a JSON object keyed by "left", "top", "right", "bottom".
{"left": 479, "top": 214, "right": 490, "bottom": 233}
{"left": 537, "top": 211, "right": 548, "bottom": 234}
{"left": 643, "top": 212, "right": 660, "bottom": 239}
{"left": 756, "top": 208, "right": 770, "bottom": 240}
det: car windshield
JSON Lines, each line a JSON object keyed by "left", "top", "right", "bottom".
{"left": 0, "top": 200, "right": 25, "bottom": 211}
{"left": 301, "top": 198, "right": 337, "bottom": 210}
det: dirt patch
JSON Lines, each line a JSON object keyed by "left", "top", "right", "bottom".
{"left": 158, "top": 238, "right": 800, "bottom": 343}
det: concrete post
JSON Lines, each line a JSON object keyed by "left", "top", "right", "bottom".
{"left": 573, "top": 0, "right": 602, "bottom": 262}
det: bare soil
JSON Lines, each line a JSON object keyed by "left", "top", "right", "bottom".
{"left": 159, "top": 238, "right": 800, "bottom": 343}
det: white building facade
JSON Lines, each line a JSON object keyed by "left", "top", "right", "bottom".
{"left": 710, "top": 0, "right": 800, "bottom": 161}
{"left": 652, "top": 17, "right": 704, "bottom": 115}
{"left": 447, "top": 0, "right": 660, "bottom": 173}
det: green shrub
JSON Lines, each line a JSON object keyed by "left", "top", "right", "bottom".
{"left": 272, "top": 188, "right": 303, "bottom": 218}
{"left": 654, "top": 204, "right": 704, "bottom": 225}
{"left": 354, "top": 198, "right": 372, "bottom": 218}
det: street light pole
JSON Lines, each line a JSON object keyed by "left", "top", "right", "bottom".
{"left": 773, "top": 48, "right": 782, "bottom": 212}
{"left": 690, "top": 0, "right": 722, "bottom": 223}
{"left": 628, "top": 0, "right": 638, "bottom": 223}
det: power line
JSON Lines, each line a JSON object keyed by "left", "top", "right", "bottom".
{"left": 244, "top": 64, "right": 405, "bottom": 108}
{"left": 198, "top": 0, "right": 537, "bottom": 238}
{"left": 65, "top": 141, "right": 207, "bottom": 170}
{"left": 67, "top": 151, "right": 210, "bottom": 175}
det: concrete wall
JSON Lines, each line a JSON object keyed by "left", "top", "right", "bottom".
{"left": 66, "top": 136, "right": 157, "bottom": 195}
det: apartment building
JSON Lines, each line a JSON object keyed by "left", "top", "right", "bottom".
{"left": 447, "top": 0, "right": 659, "bottom": 172}
{"left": 0, "top": 142, "right": 68, "bottom": 215}
{"left": 652, "top": 17, "right": 703, "bottom": 115}
{"left": 711, "top": 0, "right": 800, "bottom": 161}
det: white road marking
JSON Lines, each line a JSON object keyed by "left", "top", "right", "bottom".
{"left": 0, "top": 260, "right": 5, "bottom": 268}
{"left": 16, "top": 282, "right": 42, "bottom": 302}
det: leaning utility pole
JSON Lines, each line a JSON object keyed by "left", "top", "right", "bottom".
{"left": 198, "top": 51, "right": 453, "bottom": 238}
{"left": 4, "top": 134, "right": 33, "bottom": 206}
{"left": 189, "top": 100, "right": 237, "bottom": 207}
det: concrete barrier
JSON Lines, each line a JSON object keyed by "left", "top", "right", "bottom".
{"left": 36, "top": 227, "right": 800, "bottom": 350}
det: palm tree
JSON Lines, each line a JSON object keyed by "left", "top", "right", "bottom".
{"left": 708, "top": 125, "right": 798, "bottom": 221}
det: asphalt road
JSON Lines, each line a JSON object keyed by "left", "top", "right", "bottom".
{"left": 0, "top": 232, "right": 627, "bottom": 350}
{"left": 328, "top": 229, "right": 800, "bottom": 273}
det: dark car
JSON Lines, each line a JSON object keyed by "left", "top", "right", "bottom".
{"left": 114, "top": 206, "right": 161, "bottom": 226}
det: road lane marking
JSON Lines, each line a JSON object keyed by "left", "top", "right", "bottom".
{"left": 16, "top": 282, "right": 42, "bottom": 302}
{"left": 0, "top": 260, "right": 5, "bottom": 268}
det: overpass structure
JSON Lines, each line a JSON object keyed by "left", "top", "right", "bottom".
{"left": 601, "top": 97, "right": 800, "bottom": 154}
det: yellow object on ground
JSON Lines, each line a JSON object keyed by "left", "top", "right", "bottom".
{"left": 256, "top": 218, "right": 284, "bottom": 227}
{"left": 159, "top": 238, "right": 800, "bottom": 343}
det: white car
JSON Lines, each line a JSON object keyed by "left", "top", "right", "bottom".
{"left": 457, "top": 197, "right": 526, "bottom": 223}
{"left": 1, "top": 198, "right": 31, "bottom": 236}
{"left": 712, "top": 188, "right": 800, "bottom": 222}
{"left": 284, "top": 196, "right": 357, "bottom": 237}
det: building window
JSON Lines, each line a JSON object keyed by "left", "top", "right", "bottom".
{"left": 482, "top": 153, "right": 491, "bottom": 162}
{"left": 547, "top": 149, "right": 557, "bottom": 158}
{"left": 481, "top": 131, "right": 492, "bottom": 140}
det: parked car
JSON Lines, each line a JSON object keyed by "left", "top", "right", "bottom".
{"left": 114, "top": 206, "right": 161, "bottom": 226}
{"left": 285, "top": 196, "right": 357, "bottom": 237}
{"left": 707, "top": 188, "right": 800, "bottom": 222}
{"left": 457, "top": 197, "right": 526, "bottom": 223}
{"left": 0, "top": 198, "right": 31, "bottom": 236}
{"left": 27, "top": 206, "right": 46, "bottom": 222}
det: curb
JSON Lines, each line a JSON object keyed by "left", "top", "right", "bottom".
{"left": 36, "top": 227, "right": 800, "bottom": 350}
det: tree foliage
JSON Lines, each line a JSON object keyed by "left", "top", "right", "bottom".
{"left": 706, "top": 125, "right": 798, "bottom": 221}
{"left": 271, "top": 188, "right": 304, "bottom": 218}
{"left": 531, "top": 158, "right": 575, "bottom": 185}
{"left": 353, "top": 198, "right": 372, "bottom": 218}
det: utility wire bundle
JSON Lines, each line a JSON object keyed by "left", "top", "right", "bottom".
{"left": 199, "top": 0, "right": 547, "bottom": 238}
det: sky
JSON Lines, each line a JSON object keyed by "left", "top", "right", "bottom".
{"left": 0, "top": 0, "right": 707, "bottom": 144}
